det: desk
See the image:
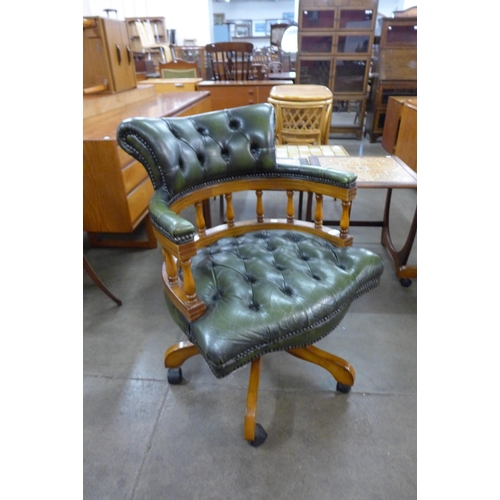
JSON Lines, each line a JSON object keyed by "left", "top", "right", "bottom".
{"left": 309, "top": 155, "right": 417, "bottom": 285}
{"left": 198, "top": 80, "right": 293, "bottom": 111}
{"left": 84, "top": 89, "right": 212, "bottom": 248}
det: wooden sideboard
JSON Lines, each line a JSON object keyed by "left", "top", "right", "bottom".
{"left": 197, "top": 80, "right": 293, "bottom": 111}
{"left": 83, "top": 86, "right": 212, "bottom": 248}
{"left": 139, "top": 78, "right": 202, "bottom": 94}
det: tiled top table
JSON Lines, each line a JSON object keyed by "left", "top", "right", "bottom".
{"left": 309, "top": 155, "right": 417, "bottom": 285}
{"left": 276, "top": 144, "right": 348, "bottom": 159}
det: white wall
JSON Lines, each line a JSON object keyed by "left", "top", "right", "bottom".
{"left": 83, "top": 0, "right": 213, "bottom": 46}
{"left": 82, "top": 0, "right": 416, "bottom": 45}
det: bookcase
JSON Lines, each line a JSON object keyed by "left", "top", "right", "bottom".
{"left": 365, "top": 12, "right": 417, "bottom": 142}
{"left": 125, "top": 17, "right": 168, "bottom": 68}
{"left": 296, "top": 0, "right": 378, "bottom": 139}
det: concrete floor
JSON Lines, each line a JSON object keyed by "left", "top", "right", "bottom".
{"left": 83, "top": 130, "right": 417, "bottom": 500}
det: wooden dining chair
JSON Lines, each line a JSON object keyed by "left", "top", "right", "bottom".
{"left": 205, "top": 42, "right": 254, "bottom": 81}
{"left": 158, "top": 59, "right": 198, "bottom": 79}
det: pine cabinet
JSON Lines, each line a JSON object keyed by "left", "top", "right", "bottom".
{"left": 83, "top": 17, "right": 137, "bottom": 94}
{"left": 296, "top": 0, "right": 378, "bottom": 139}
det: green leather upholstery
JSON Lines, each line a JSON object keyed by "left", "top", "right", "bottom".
{"left": 117, "top": 104, "right": 384, "bottom": 379}
{"left": 166, "top": 230, "right": 383, "bottom": 378}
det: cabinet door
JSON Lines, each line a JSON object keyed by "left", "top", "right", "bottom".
{"left": 83, "top": 18, "right": 112, "bottom": 91}
{"left": 103, "top": 19, "right": 136, "bottom": 92}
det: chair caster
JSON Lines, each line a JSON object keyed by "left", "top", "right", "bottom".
{"left": 167, "top": 367, "right": 183, "bottom": 384}
{"left": 249, "top": 423, "right": 268, "bottom": 447}
{"left": 400, "top": 278, "right": 412, "bottom": 287}
{"left": 336, "top": 382, "right": 352, "bottom": 393}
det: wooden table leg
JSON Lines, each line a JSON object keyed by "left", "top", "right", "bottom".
{"left": 83, "top": 255, "right": 122, "bottom": 306}
{"left": 381, "top": 188, "right": 417, "bottom": 286}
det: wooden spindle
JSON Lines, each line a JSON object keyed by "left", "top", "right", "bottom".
{"left": 195, "top": 201, "right": 206, "bottom": 237}
{"left": 256, "top": 190, "right": 264, "bottom": 222}
{"left": 163, "top": 249, "right": 178, "bottom": 285}
{"left": 225, "top": 193, "right": 235, "bottom": 227}
{"left": 314, "top": 193, "right": 323, "bottom": 229}
{"left": 180, "top": 258, "right": 197, "bottom": 303}
{"left": 340, "top": 200, "right": 351, "bottom": 239}
{"left": 286, "top": 190, "right": 294, "bottom": 223}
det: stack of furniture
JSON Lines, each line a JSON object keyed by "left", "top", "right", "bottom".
{"left": 296, "top": 0, "right": 378, "bottom": 139}
{"left": 83, "top": 17, "right": 137, "bottom": 95}
{"left": 365, "top": 8, "right": 417, "bottom": 143}
{"left": 199, "top": 42, "right": 293, "bottom": 111}
{"left": 125, "top": 17, "right": 170, "bottom": 67}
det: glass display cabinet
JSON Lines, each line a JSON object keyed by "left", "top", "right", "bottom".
{"left": 297, "top": 0, "right": 379, "bottom": 140}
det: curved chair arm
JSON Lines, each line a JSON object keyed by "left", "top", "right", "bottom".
{"left": 275, "top": 160, "right": 357, "bottom": 187}
{"left": 149, "top": 190, "right": 196, "bottom": 244}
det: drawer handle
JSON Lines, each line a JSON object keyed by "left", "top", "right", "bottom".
{"left": 174, "top": 83, "right": 185, "bottom": 88}
{"left": 126, "top": 45, "right": 132, "bottom": 64}
{"left": 116, "top": 44, "right": 121, "bottom": 65}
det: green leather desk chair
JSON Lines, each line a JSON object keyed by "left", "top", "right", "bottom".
{"left": 117, "top": 103, "right": 384, "bottom": 446}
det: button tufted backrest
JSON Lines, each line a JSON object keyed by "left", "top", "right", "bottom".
{"left": 117, "top": 103, "right": 276, "bottom": 201}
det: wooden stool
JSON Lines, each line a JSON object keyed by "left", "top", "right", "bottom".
{"left": 268, "top": 84, "right": 333, "bottom": 145}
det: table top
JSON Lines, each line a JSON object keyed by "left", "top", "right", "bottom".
{"left": 83, "top": 91, "right": 211, "bottom": 141}
{"left": 269, "top": 84, "right": 333, "bottom": 102}
{"left": 276, "top": 144, "right": 348, "bottom": 159}
{"left": 309, "top": 155, "right": 417, "bottom": 189}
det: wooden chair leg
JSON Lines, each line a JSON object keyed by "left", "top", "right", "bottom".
{"left": 164, "top": 341, "right": 200, "bottom": 368}
{"left": 244, "top": 357, "right": 267, "bottom": 446}
{"left": 287, "top": 345, "right": 356, "bottom": 391}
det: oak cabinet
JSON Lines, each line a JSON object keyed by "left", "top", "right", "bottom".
{"left": 83, "top": 17, "right": 136, "bottom": 94}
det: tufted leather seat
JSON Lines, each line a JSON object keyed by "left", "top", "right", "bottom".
{"left": 117, "top": 103, "right": 384, "bottom": 446}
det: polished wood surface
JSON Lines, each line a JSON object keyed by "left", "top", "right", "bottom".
{"left": 288, "top": 345, "right": 356, "bottom": 387}
{"left": 244, "top": 357, "right": 262, "bottom": 442}
{"left": 84, "top": 91, "right": 211, "bottom": 139}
